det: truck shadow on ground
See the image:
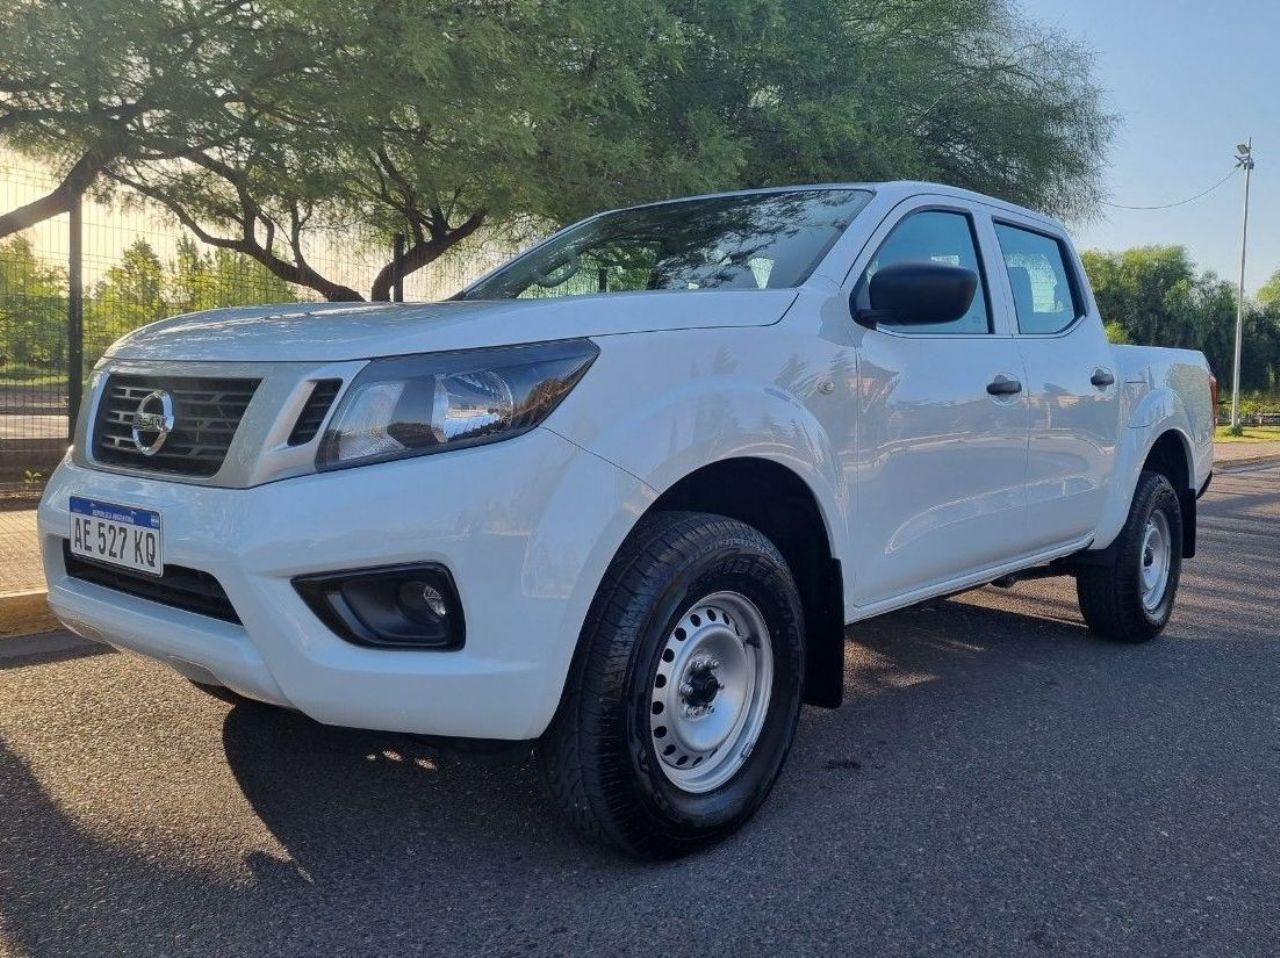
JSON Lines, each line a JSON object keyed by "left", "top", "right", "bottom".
{"left": 215, "top": 591, "right": 1113, "bottom": 863}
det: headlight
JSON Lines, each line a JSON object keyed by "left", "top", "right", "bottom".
{"left": 317, "top": 339, "right": 598, "bottom": 469}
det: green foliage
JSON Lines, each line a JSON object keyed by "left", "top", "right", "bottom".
{"left": 85, "top": 240, "right": 168, "bottom": 360}
{"left": 167, "top": 238, "right": 297, "bottom": 315}
{"left": 1259, "top": 269, "right": 1280, "bottom": 308}
{"left": 1081, "top": 245, "right": 1280, "bottom": 394}
{"left": 85, "top": 238, "right": 298, "bottom": 360}
{"left": 0, "top": 235, "right": 66, "bottom": 366}
{"left": 0, "top": 237, "right": 296, "bottom": 375}
{"left": 4, "top": 0, "right": 1115, "bottom": 301}
{"left": 1103, "top": 321, "right": 1131, "bottom": 345}
{"left": 647, "top": 0, "right": 1113, "bottom": 220}
{"left": 0, "top": 0, "right": 311, "bottom": 237}
{"left": 1234, "top": 390, "right": 1280, "bottom": 417}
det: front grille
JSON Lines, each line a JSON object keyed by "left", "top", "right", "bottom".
{"left": 93, "top": 374, "right": 260, "bottom": 477}
{"left": 63, "top": 542, "right": 241, "bottom": 624}
{"left": 287, "top": 379, "right": 342, "bottom": 445}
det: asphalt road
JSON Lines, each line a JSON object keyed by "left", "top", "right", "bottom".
{"left": 2, "top": 463, "right": 1279, "bottom": 957}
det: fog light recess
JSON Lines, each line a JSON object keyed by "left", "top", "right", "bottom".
{"left": 293, "top": 564, "right": 465, "bottom": 649}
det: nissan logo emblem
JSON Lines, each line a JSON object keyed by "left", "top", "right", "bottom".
{"left": 131, "top": 389, "right": 176, "bottom": 455}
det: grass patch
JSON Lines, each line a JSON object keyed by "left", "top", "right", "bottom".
{"left": 1215, "top": 425, "right": 1280, "bottom": 443}
{"left": 0, "top": 375, "right": 66, "bottom": 388}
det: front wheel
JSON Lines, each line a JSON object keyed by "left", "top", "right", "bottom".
{"left": 1076, "top": 470, "right": 1183, "bottom": 642}
{"left": 536, "top": 511, "right": 805, "bottom": 859}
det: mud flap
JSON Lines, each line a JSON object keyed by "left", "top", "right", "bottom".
{"left": 802, "top": 556, "right": 845, "bottom": 709}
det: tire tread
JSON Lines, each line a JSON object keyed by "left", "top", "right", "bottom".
{"left": 1076, "top": 471, "right": 1182, "bottom": 643}
{"left": 536, "top": 510, "right": 802, "bottom": 857}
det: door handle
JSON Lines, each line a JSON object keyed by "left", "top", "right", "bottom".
{"left": 1090, "top": 368, "right": 1116, "bottom": 388}
{"left": 986, "top": 375, "right": 1023, "bottom": 397}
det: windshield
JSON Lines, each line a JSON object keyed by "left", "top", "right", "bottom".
{"left": 462, "top": 189, "right": 873, "bottom": 300}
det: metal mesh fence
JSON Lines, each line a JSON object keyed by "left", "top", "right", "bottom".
{"left": 0, "top": 158, "right": 522, "bottom": 497}
{"left": 0, "top": 162, "right": 71, "bottom": 496}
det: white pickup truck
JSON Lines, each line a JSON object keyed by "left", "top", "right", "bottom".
{"left": 38, "top": 182, "right": 1214, "bottom": 858}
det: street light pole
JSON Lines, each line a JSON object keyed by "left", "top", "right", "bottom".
{"left": 1230, "top": 138, "right": 1255, "bottom": 431}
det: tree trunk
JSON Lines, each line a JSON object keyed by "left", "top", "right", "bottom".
{"left": 105, "top": 171, "right": 366, "bottom": 302}
{"left": 369, "top": 212, "right": 486, "bottom": 302}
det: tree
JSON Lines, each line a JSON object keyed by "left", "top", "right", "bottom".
{"left": 101, "top": 0, "right": 1114, "bottom": 301}
{"left": 0, "top": 234, "right": 66, "bottom": 369}
{"left": 1083, "top": 245, "right": 1280, "bottom": 392}
{"left": 84, "top": 237, "right": 299, "bottom": 362}
{"left": 0, "top": 0, "right": 326, "bottom": 239}
{"left": 1103, "top": 321, "right": 1130, "bottom": 345}
{"left": 104, "top": 0, "right": 706, "bottom": 301}
{"left": 643, "top": 0, "right": 1113, "bottom": 220}
{"left": 1081, "top": 246, "right": 1201, "bottom": 347}
{"left": 1, "top": 232, "right": 302, "bottom": 380}
{"left": 168, "top": 236, "right": 296, "bottom": 314}
{"left": 1258, "top": 268, "right": 1280, "bottom": 308}
{"left": 85, "top": 239, "right": 167, "bottom": 360}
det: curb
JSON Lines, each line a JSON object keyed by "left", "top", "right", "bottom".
{"left": 0, "top": 590, "right": 60, "bottom": 637}
{"left": 1217, "top": 453, "right": 1280, "bottom": 472}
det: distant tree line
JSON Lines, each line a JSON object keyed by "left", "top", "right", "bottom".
{"left": 0, "top": 0, "right": 1113, "bottom": 301}
{"left": 0, "top": 235, "right": 293, "bottom": 378}
{"left": 1083, "top": 247, "right": 1280, "bottom": 399}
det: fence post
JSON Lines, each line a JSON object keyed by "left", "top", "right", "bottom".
{"left": 66, "top": 191, "right": 83, "bottom": 444}
{"left": 392, "top": 233, "right": 405, "bottom": 303}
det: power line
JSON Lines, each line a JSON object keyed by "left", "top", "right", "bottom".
{"left": 1104, "top": 167, "right": 1240, "bottom": 211}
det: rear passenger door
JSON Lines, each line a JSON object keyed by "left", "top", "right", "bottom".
{"left": 846, "top": 200, "right": 1033, "bottom": 608}
{"left": 989, "top": 216, "right": 1120, "bottom": 550}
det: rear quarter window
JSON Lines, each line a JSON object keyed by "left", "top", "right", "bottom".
{"left": 993, "top": 223, "right": 1083, "bottom": 335}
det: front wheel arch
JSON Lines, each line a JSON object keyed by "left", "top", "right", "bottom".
{"left": 641, "top": 457, "right": 845, "bottom": 708}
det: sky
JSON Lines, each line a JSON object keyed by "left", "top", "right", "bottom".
{"left": 1022, "top": 0, "right": 1280, "bottom": 294}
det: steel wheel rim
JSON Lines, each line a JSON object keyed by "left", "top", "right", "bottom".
{"left": 1139, "top": 510, "right": 1172, "bottom": 612}
{"left": 648, "top": 591, "right": 774, "bottom": 794}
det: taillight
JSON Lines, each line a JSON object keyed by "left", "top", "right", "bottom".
{"left": 1209, "top": 374, "right": 1219, "bottom": 418}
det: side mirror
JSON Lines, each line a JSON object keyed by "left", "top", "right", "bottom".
{"left": 854, "top": 261, "right": 978, "bottom": 329}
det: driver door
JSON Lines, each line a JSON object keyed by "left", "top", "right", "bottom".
{"left": 846, "top": 201, "right": 1033, "bottom": 609}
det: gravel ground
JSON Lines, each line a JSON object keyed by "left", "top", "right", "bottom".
{"left": 1, "top": 462, "right": 1278, "bottom": 957}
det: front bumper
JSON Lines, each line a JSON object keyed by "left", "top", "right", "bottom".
{"left": 38, "top": 428, "right": 648, "bottom": 739}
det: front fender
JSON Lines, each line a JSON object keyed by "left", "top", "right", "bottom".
{"left": 547, "top": 327, "right": 849, "bottom": 567}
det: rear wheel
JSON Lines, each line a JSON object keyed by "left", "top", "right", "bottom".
{"left": 1076, "top": 471, "right": 1183, "bottom": 642}
{"left": 536, "top": 510, "right": 805, "bottom": 859}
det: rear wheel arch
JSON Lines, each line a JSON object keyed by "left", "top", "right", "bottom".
{"left": 1141, "top": 429, "right": 1197, "bottom": 558}
{"left": 643, "top": 457, "right": 845, "bottom": 708}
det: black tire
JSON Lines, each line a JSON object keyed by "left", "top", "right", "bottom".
{"left": 1076, "top": 471, "right": 1183, "bottom": 642}
{"left": 536, "top": 510, "right": 805, "bottom": 859}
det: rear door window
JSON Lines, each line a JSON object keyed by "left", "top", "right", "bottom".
{"left": 993, "top": 224, "right": 1083, "bottom": 335}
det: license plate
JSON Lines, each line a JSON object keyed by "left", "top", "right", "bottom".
{"left": 69, "top": 496, "right": 163, "bottom": 576}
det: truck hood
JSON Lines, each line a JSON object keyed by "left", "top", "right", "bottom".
{"left": 104, "top": 288, "right": 799, "bottom": 363}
